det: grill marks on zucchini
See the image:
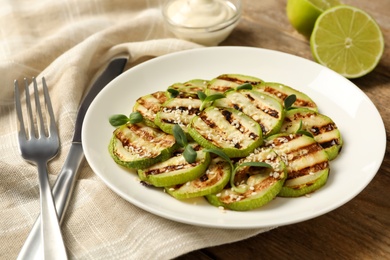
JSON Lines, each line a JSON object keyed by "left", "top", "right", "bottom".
{"left": 266, "top": 133, "right": 330, "bottom": 197}
{"left": 256, "top": 82, "right": 318, "bottom": 111}
{"left": 166, "top": 157, "right": 231, "bottom": 199}
{"left": 214, "top": 90, "right": 285, "bottom": 137}
{"left": 280, "top": 108, "right": 342, "bottom": 160}
{"left": 109, "top": 73, "right": 343, "bottom": 211}
{"left": 206, "top": 148, "right": 287, "bottom": 211}
{"left": 155, "top": 98, "right": 202, "bottom": 134}
{"left": 189, "top": 107, "right": 262, "bottom": 158}
{"left": 218, "top": 74, "right": 263, "bottom": 86}
{"left": 133, "top": 91, "right": 168, "bottom": 127}
{"left": 136, "top": 91, "right": 167, "bottom": 113}
{"left": 168, "top": 79, "right": 208, "bottom": 99}
{"left": 154, "top": 79, "right": 207, "bottom": 134}
{"left": 137, "top": 144, "right": 210, "bottom": 187}
{"left": 207, "top": 74, "right": 263, "bottom": 94}
{"left": 115, "top": 124, "right": 175, "bottom": 157}
{"left": 109, "top": 123, "right": 178, "bottom": 169}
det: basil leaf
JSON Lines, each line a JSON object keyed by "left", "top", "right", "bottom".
{"left": 236, "top": 83, "right": 253, "bottom": 90}
{"left": 294, "top": 119, "right": 313, "bottom": 138}
{"left": 183, "top": 145, "right": 197, "bottom": 164}
{"left": 230, "top": 161, "right": 273, "bottom": 194}
{"left": 297, "top": 119, "right": 303, "bottom": 131}
{"left": 172, "top": 124, "right": 187, "bottom": 147}
{"left": 128, "top": 111, "right": 143, "bottom": 124}
{"left": 204, "top": 93, "right": 225, "bottom": 103}
{"left": 167, "top": 88, "right": 179, "bottom": 98}
{"left": 284, "top": 94, "right": 297, "bottom": 110}
{"left": 238, "top": 161, "right": 273, "bottom": 168}
{"left": 197, "top": 91, "right": 207, "bottom": 101}
{"left": 203, "top": 148, "right": 236, "bottom": 189}
{"left": 230, "top": 167, "right": 248, "bottom": 194}
{"left": 109, "top": 114, "right": 129, "bottom": 127}
{"left": 200, "top": 93, "right": 225, "bottom": 111}
{"left": 203, "top": 148, "right": 233, "bottom": 169}
{"left": 297, "top": 130, "right": 314, "bottom": 138}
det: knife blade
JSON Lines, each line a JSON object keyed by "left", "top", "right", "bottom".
{"left": 17, "top": 57, "right": 127, "bottom": 260}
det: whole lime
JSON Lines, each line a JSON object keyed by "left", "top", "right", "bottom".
{"left": 286, "top": 0, "right": 340, "bottom": 37}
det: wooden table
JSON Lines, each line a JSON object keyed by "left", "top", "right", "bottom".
{"left": 178, "top": 0, "right": 390, "bottom": 259}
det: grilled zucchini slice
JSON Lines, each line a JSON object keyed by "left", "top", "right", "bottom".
{"left": 109, "top": 123, "right": 179, "bottom": 169}
{"left": 214, "top": 89, "right": 285, "bottom": 137}
{"left": 188, "top": 107, "right": 263, "bottom": 158}
{"left": 206, "top": 74, "right": 263, "bottom": 95}
{"left": 137, "top": 143, "right": 210, "bottom": 187}
{"left": 255, "top": 82, "right": 318, "bottom": 111}
{"left": 154, "top": 97, "right": 202, "bottom": 135}
{"left": 265, "top": 133, "right": 330, "bottom": 197}
{"left": 206, "top": 148, "right": 286, "bottom": 211}
{"left": 280, "top": 108, "right": 342, "bottom": 160}
{"left": 133, "top": 91, "right": 168, "bottom": 127}
{"left": 167, "top": 79, "right": 208, "bottom": 99}
{"left": 166, "top": 157, "right": 231, "bottom": 199}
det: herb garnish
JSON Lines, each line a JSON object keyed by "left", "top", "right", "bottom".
{"left": 109, "top": 111, "right": 143, "bottom": 127}
{"left": 284, "top": 94, "right": 297, "bottom": 110}
{"left": 197, "top": 91, "right": 225, "bottom": 111}
{"left": 223, "top": 83, "right": 253, "bottom": 94}
{"left": 235, "top": 83, "right": 253, "bottom": 91}
{"left": 172, "top": 124, "right": 197, "bottom": 163}
{"left": 296, "top": 120, "right": 314, "bottom": 138}
{"left": 167, "top": 88, "right": 179, "bottom": 98}
{"left": 204, "top": 148, "right": 272, "bottom": 193}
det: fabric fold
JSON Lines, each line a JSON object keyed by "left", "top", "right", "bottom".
{"left": 0, "top": 0, "right": 274, "bottom": 259}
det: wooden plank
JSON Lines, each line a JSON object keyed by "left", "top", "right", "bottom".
{"left": 176, "top": 0, "right": 390, "bottom": 258}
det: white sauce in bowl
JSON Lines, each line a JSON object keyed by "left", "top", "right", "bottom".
{"left": 165, "top": 0, "right": 237, "bottom": 28}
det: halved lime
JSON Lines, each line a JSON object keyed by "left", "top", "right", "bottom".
{"left": 286, "top": 0, "right": 340, "bottom": 37}
{"left": 310, "top": 5, "right": 384, "bottom": 78}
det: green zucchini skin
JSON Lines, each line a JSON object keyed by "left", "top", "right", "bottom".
{"left": 154, "top": 97, "right": 202, "bottom": 135}
{"left": 109, "top": 74, "right": 344, "bottom": 211}
{"left": 154, "top": 79, "right": 207, "bottom": 135}
{"left": 132, "top": 91, "right": 168, "bottom": 128}
{"left": 265, "top": 133, "right": 330, "bottom": 197}
{"left": 188, "top": 107, "right": 263, "bottom": 158}
{"left": 206, "top": 74, "right": 263, "bottom": 95}
{"left": 214, "top": 89, "right": 285, "bottom": 137}
{"left": 280, "top": 108, "right": 343, "bottom": 160}
{"left": 255, "top": 82, "right": 318, "bottom": 111}
{"left": 166, "top": 157, "right": 231, "bottom": 199}
{"left": 167, "top": 79, "right": 208, "bottom": 99}
{"left": 108, "top": 123, "right": 179, "bottom": 169}
{"left": 279, "top": 169, "right": 329, "bottom": 197}
{"left": 206, "top": 148, "right": 287, "bottom": 211}
{"left": 137, "top": 144, "right": 211, "bottom": 187}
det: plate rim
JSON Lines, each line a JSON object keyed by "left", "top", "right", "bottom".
{"left": 82, "top": 46, "right": 386, "bottom": 229}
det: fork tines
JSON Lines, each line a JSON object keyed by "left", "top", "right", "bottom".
{"left": 15, "top": 77, "right": 56, "bottom": 140}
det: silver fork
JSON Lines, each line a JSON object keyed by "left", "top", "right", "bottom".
{"left": 15, "top": 77, "right": 68, "bottom": 260}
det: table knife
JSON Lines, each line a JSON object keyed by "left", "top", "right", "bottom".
{"left": 17, "top": 57, "right": 128, "bottom": 260}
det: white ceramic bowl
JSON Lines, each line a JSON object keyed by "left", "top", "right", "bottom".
{"left": 162, "top": 0, "right": 242, "bottom": 46}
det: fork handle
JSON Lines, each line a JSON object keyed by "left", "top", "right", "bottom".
{"left": 18, "top": 144, "right": 83, "bottom": 260}
{"left": 37, "top": 161, "right": 69, "bottom": 260}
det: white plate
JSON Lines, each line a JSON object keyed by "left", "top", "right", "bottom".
{"left": 82, "top": 47, "right": 386, "bottom": 229}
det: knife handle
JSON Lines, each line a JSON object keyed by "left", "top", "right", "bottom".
{"left": 17, "top": 144, "right": 84, "bottom": 260}
{"left": 17, "top": 57, "right": 127, "bottom": 260}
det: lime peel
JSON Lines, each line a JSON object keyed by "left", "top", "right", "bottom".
{"left": 286, "top": 0, "right": 340, "bottom": 38}
{"left": 310, "top": 5, "right": 384, "bottom": 78}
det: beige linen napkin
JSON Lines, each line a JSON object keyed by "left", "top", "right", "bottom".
{"left": 0, "top": 0, "right": 274, "bottom": 259}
